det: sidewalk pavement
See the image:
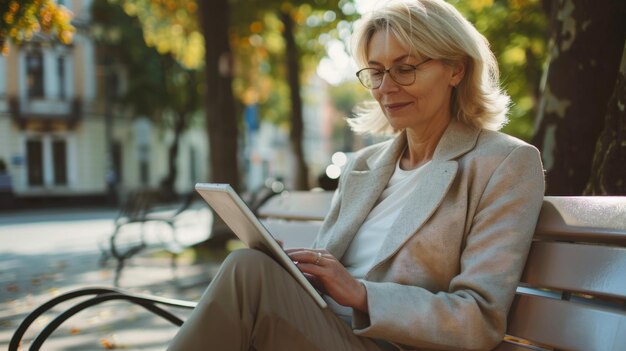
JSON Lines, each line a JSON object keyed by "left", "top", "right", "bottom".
{"left": 0, "top": 206, "right": 226, "bottom": 350}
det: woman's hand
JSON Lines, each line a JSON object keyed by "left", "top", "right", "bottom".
{"left": 286, "top": 248, "right": 368, "bottom": 313}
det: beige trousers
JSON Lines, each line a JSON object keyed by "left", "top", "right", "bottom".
{"left": 167, "top": 249, "right": 387, "bottom": 351}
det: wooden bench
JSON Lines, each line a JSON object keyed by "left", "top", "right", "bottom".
{"left": 9, "top": 194, "right": 626, "bottom": 351}
{"left": 496, "top": 196, "right": 626, "bottom": 351}
{"left": 257, "top": 190, "right": 334, "bottom": 248}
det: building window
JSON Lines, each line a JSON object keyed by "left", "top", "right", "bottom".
{"left": 0, "top": 55, "right": 6, "bottom": 97}
{"left": 189, "top": 146, "right": 197, "bottom": 184}
{"left": 26, "top": 50, "right": 44, "bottom": 98}
{"left": 27, "top": 137, "right": 69, "bottom": 187}
{"left": 113, "top": 141, "right": 122, "bottom": 183}
{"left": 27, "top": 140, "right": 44, "bottom": 186}
{"left": 52, "top": 139, "right": 67, "bottom": 185}
{"left": 57, "top": 56, "right": 66, "bottom": 100}
{"left": 139, "top": 144, "right": 150, "bottom": 185}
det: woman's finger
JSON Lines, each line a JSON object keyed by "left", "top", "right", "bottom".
{"left": 288, "top": 250, "right": 331, "bottom": 265}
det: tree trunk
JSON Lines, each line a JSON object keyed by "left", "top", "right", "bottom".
{"left": 199, "top": 0, "right": 239, "bottom": 191}
{"left": 531, "top": 0, "right": 626, "bottom": 195}
{"left": 585, "top": 41, "right": 626, "bottom": 195}
{"left": 161, "top": 67, "right": 199, "bottom": 199}
{"left": 279, "top": 10, "right": 309, "bottom": 190}
{"left": 161, "top": 110, "right": 187, "bottom": 200}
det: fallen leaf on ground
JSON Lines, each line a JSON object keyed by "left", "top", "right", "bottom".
{"left": 100, "top": 338, "right": 118, "bottom": 349}
{"left": 100, "top": 270, "right": 112, "bottom": 279}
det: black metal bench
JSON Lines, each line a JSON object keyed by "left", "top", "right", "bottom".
{"left": 99, "top": 190, "right": 199, "bottom": 285}
{"left": 8, "top": 287, "right": 197, "bottom": 351}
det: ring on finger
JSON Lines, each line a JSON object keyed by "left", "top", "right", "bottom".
{"left": 314, "top": 252, "right": 322, "bottom": 265}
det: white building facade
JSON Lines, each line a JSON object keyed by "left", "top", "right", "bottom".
{"left": 0, "top": 0, "right": 208, "bottom": 207}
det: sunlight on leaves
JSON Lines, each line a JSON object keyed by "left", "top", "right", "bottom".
{"left": 452, "top": 0, "right": 548, "bottom": 140}
{"left": 468, "top": 0, "right": 494, "bottom": 12}
{"left": 113, "top": 0, "right": 203, "bottom": 69}
{"left": 503, "top": 46, "right": 527, "bottom": 66}
{"left": 0, "top": 0, "right": 75, "bottom": 54}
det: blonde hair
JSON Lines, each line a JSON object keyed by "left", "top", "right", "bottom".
{"left": 348, "top": 0, "right": 509, "bottom": 135}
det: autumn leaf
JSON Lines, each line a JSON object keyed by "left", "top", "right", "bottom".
{"left": 7, "top": 283, "right": 19, "bottom": 293}
{"left": 100, "top": 337, "right": 118, "bottom": 349}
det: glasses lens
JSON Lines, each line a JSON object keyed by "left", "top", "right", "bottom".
{"left": 390, "top": 64, "right": 416, "bottom": 85}
{"left": 357, "top": 64, "right": 418, "bottom": 89}
{"left": 357, "top": 68, "right": 379, "bottom": 89}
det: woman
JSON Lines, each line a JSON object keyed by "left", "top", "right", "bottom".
{"left": 168, "top": 0, "right": 544, "bottom": 350}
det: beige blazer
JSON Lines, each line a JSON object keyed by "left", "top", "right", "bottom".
{"left": 314, "top": 121, "right": 545, "bottom": 351}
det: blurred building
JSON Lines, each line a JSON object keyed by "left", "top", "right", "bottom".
{"left": 302, "top": 75, "right": 338, "bottom": 186}
{"left": 242, "top": 75, "right": 340, "bottom": 191}
{"left": 0, "top": 0, "right": 207, "bottom": 208}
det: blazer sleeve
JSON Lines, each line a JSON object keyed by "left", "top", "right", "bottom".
{"left": 352, "top": 145, "right": 545, "bottom": 350}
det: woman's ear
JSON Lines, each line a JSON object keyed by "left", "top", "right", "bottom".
{"left": 450, "top": 62, "right": 465, "bottom": 87}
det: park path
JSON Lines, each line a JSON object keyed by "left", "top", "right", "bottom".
{"left": 0, "top": 206, "right": 222, "bottom": 350}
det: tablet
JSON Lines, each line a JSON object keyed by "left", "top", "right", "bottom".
{"left": 195, "top": 183, "right": 327, "bottom": 309}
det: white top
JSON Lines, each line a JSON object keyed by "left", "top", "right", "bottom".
{"left": 343, "top": 159, "right": 429, "bottom": 278}
{"left": 326, "top": 158, "right": 429, "bottom": 319}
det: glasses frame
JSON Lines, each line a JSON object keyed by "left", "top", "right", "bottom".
{"left": 356, "top": 58, "right": 432, "bottom": 89}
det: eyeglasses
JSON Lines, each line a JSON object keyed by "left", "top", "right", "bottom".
{"left": 356, "top": 58, "right": 432, "bottom": 89}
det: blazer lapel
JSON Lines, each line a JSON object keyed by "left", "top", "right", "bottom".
{"left": 373, "top": 160, "right": 458, "bottom": 265}
{"left": 371, "top": 121, "right": 479, "bottom": 268}
{"left": 325, "top": 135, "right": 406, "bottom": 259}
{"left": 326, "top": 121, "right": 480, "bottom": 265}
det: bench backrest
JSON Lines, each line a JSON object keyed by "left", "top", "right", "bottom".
{"left": 258, "top": 191, "right": 334, "bottom": 220}
{"left": 497, "top": 196, "right": 626, "bottom": 351}
{"left": 258, "top": 193, "right": 626, "bottom": 350}
{"left": 257, "top": 191, "right": 334, "bottom": 248}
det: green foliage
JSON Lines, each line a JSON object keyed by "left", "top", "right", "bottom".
{"left": 229, "top": 0, "right": 358, "bottom": 126}
{"left": 319, "top": 1, "right": 547, "bottom": 142}
{"left": 450, "top": 0, "right": 548, "bottom": 140}
{"left": 0, "top": 0, "right": 75, "bottom": 54}
{"left": 91, "top": 0, "right": 203, "bottom": 126}
{"left": 110, "top": 0, "right": 203, "bottom": 69}
{"left": 330, "top": 80, "right": 371, "bottom": 117}
{"left": 107, "top": 0, "right": 358, "bottom": 128}
{"left": 105, "top": 0, "right": 545, "bottom": 142}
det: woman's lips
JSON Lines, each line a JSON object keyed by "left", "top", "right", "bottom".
{"left": 384, "top": 102, "right": 412, "bottom": 112}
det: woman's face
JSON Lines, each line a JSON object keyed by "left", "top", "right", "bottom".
{"left": 366, "top": 30, "right": 463, "bottom": 133}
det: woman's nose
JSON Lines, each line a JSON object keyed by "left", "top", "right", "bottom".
{"left": 378, "top": 72, "right": 400, "bottom": 93}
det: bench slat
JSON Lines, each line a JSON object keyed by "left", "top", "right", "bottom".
{"left": 506, "top": 293, "right": 626, "bottom": 351}
{"left": 261, "top": 219, "right": 321, "bottom": 248}
{"left": 522, "top": 241, "right": 626, "bottom": 298}
{"left": 257, "top": 191, "right": 334, "bottom": 221}
{"left": 536, "top": 196, "right": 626, "bottom": 244}
{"left": 256, "top": 191, "right": 331, "bottom": 248}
